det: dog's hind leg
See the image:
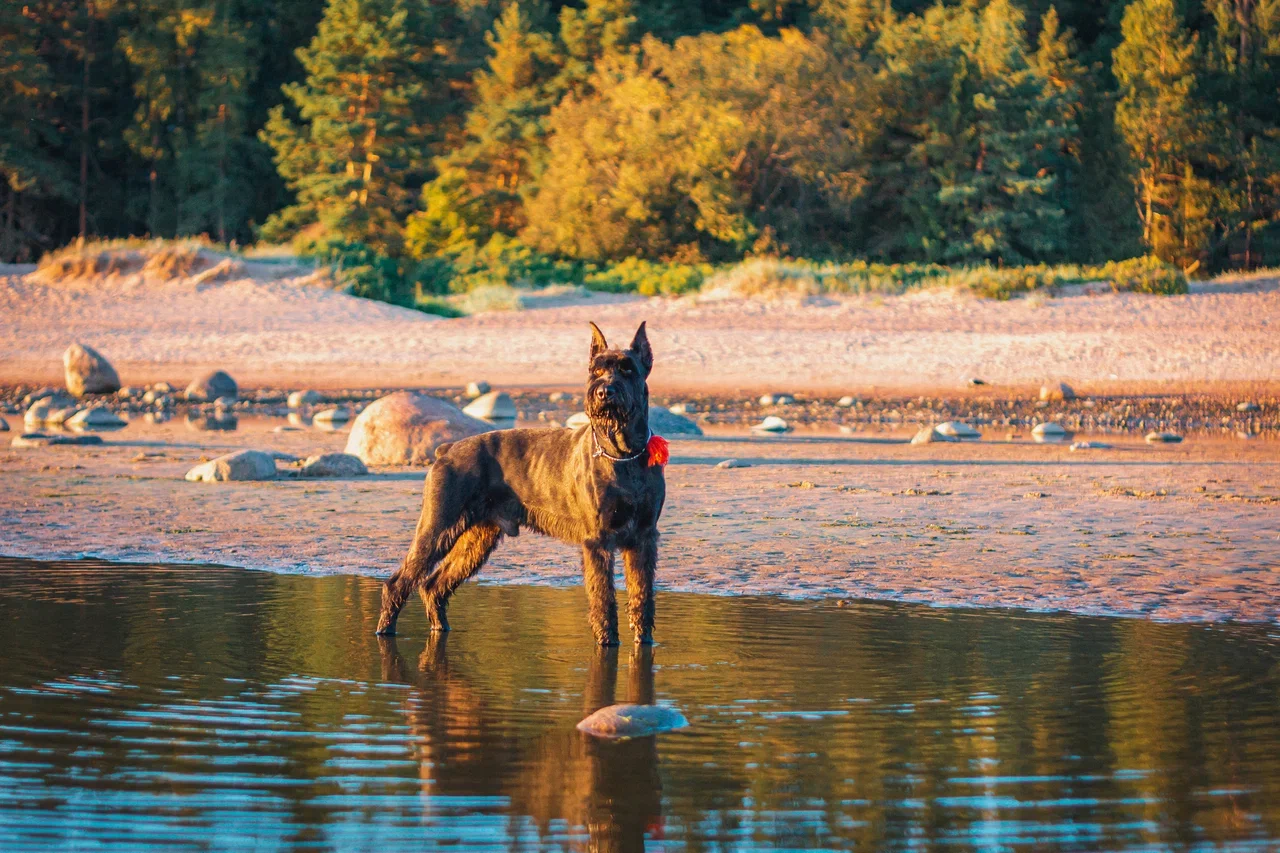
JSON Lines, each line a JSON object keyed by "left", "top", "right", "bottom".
{"left": 417, "top": 522, "right": 502, "bottom": 632}
{"left": 377, "top": 469, "right": 467, "bottom": 636}
{"left": 582, "top": 544, "right": 619, "bottom": 646}
{"left": 621, "top": 531, "right": 658, "bottom": 645}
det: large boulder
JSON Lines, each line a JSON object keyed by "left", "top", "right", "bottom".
{"left": 344, "top": 392, "right": 492, "bottom": 466}
{"left": 300, "top": 452, "right": 368, "bottom": 478}
{"left": 185, "top": 370, "right": 238, "bottom": 402}
{"left": 63, "top": 343, "right": 121, "bottom": 397}
{"left": 185, "top": 450, "right": 277, "bottom": 482}
{"left": 650, "top": 406, "right": 703, "bottom": 436}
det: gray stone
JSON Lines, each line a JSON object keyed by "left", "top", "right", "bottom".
{"left": 0, "top": 416, "right": 7, "bottom": 432}
{"left": 345, "top": 392, "right": 492, "bottom": 466}
{"left": 312, "top": 406, "right": 351, "bottom": 423}
{"left": 836, "top": 395, "right": 857, "bottom": 407}
{"left": 288, "top": 389, "right": 324, "bottom": 408}
{"left": 910, "top": 426, "right": 959, "bottom": 445}
{"left": 1070, "top": 441, "right": 1111, "bottom": 451}
{"left": 1039, "top": 382, "right": 1076, "bottom": 402}
{"left": 23, "top": 387, "right": 63, "bottom": 407}
{"left": 716, "top": 458, "right": 750, "bottom": 469}
{"left": 759, "top": 393, "right": 795, "bottom": 406}
{"left": 185, "top": 450, "right": 278, "bottom": 482}
{"left": 214, "top": 396, "right": 237, "bottom": 410}
{"left": 118, "top": 386, "right": 144, "bottom": 400}
{"left": 300, "top": 452, "right": 369, "bottom": 478}
{"left": 12, "top": 432, "right": 103, "bottom": 448}
{"left": 185, "top": 370, "right": 238, "bottom": 402}
{"left": 576, "top": 703, "right": 688, "bottom": 739}
{"left": 65, "top": 406, "right": 127, "bottom": 429}
{"left": 935, "top": 421, "right": 981, "bottom": 439}
{"left": 150, "top": 381, "right": 175, "bottom": 394}
{"left": 751, "top": 415, "right": 790, "bottom": 433}
{"left": 548, "top": 391, "right": 573, "bottom": 403}
{"left": 463, "top": 391, "right": 517, "bottom": 420}
{"left": 649, "top": 406, "right": 703, "bottom": 436}
{"left": 1145, "top": 431, "right": 1184, "bottom": 444}
{"left": 1031, "top": 422, "right": 1069, "bottom": 442}
{"left": 63, "top": 343, "right": 121, "bottom": 396}
{"left": 667, "top": 402, "right": 692, "bottom": 415}
{"left": 465, "top": 381, "right": 491, "bottom": 398}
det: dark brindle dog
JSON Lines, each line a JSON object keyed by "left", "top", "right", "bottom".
{"left": 376, "top": 322, "right": 666, "bottom": 645}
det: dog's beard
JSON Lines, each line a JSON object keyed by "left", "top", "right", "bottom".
{"left": 585, "top": 380, "right": 646, "bottom": 435}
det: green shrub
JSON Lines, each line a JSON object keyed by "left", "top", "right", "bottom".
{"left": 583, "top": 257, "right": 710, "bottom": 296}
{"left": 1089, "top": 255, "right": 1188, "bottom": 294}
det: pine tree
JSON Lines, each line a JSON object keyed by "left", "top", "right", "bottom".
{"left": 1113, "top": 0, "right": 1211, "bottom": 267}
{"left": 260, "top": 0, "right": 441, "bottom": 253}
{"left": 406, "top": 3, "right": 559, "bottom": 256}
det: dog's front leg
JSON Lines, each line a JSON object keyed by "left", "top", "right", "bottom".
{"left": 621, "top": 531, "right": 657, "bottom": 645}
{"left": 582, "top": 543, "right": 619, "bottom": 646}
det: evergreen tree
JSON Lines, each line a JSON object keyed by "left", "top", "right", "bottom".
{"left": 1113, "top": 0, "right": 1212, "bottom": 267}
{"left": 260, "top": 0, "right": 442, "bottom": 253}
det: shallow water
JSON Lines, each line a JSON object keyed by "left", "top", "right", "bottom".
{"left": 0, "top": 558, "right": 1278, "bottom": 851}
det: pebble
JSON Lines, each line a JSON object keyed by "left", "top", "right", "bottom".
{"left": 935, "top": 421, "right": 981, "bottom": 439}
{"left": 751, "top": 415, "right": 790, "bottom": 433}
{"left": 1031, "top": 422, "right": 1069, "bottom": 442}
{"left": 759, "top": 393, "right": 796, "bottom": 406}
{"left": 836, "top": 395, "right": 857, "bottom": 407}
{"left": 716, "top": 459, "right": 750, "bottom": 469}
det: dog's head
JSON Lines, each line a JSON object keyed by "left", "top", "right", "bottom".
{"left": 584, "top": 321, "right": 652, "bottom": 432}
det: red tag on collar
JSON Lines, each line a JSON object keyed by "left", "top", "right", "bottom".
{"left": 646, "top": 434, "right": 669, "bottom": 467}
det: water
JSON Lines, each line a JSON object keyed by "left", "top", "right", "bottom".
{"left": 0, "top": 557, "right": 1277, "bottom": 851}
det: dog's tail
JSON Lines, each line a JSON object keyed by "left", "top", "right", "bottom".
{"left": 434, "top": 442, "right": 453, "bottom": 461}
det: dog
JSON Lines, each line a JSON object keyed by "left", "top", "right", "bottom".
{"left": 376, "top": 322, "right": 666, "bottom": 645}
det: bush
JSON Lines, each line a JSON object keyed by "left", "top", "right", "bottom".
{"left": 1090, "top": 256, "right": 1188, "bottom": 295}
{"left": 302, "top": 239, "right": 416, "bottom": 307}
{"left": 583, "top": 257, "right": 710, "bottom": 296}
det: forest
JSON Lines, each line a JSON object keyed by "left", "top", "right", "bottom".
{"left": 3, "top": 0, "right": 1279, "bottom": 300}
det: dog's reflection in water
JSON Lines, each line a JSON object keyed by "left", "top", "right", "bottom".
{"left": 378, "top": 636, "right": 663, "bottom": 852}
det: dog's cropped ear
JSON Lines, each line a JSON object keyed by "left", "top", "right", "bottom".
{"left": 629, "top": 321, "right": 653, "bottom": 377}
{"left": 589, "top": 322, "right": 609, "bottom": 359}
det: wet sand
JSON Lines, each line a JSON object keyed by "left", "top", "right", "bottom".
{"left": 3, "top": 416, "right": 1277, "bottom": 623}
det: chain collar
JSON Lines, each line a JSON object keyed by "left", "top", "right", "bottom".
{"left": 590, "top": 425, "right": 651, "bottom": 462}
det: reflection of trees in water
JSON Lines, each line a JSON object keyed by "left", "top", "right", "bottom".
{"left": 379, "top": 635, "right": 663, "bottom": 852}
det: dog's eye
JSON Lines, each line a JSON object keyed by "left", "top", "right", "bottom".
{"left": 619, "top": 363, "right": 634, "bottom": 374}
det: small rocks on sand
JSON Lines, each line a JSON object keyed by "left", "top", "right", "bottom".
{"left": 345, "top": 392, "right": 493, "bottom": 466}
{"left": 465, "top": 381, "right": 491, "bottom": 398}
{"left": 12, "top": 432, "right": 104, "bottom": 448}
{"left": 463, "top": 391, "right": 517, "bottom": 421}
{"left": 288, "top": 390, "right": 324, "bottom": 408}
{"left": 63, "top": 343, "right": 121, "bottom": 397}
{"left": 758, "top": 393, "right": 796, "bottom": 406}
{"left": 667, "top": 402, "right": 693, "bottom": 415}
{"left": 576, "top": 703, "right": 688, "bottom": 739}
{"left": 1031, "top": 422, "right": 1069, "bottom": 442}
{"left": 1145, "top": 431, "right": 1184, "bottom": 444}
{"left": 1237, "top": 401, "right": 1260, "bottom": 412}
{"left": 649, "top": 407, "right": 702, "bottom": 436}
{"left": 1070, "top": 441, "right": 1111, "bottom": 451}
{"left": 548, "top": 391, "right": 573, "bottom": 403}
{"left": 118, "top": 386, "right": 144, "bottom": 400}
{"left": 751, "top": 415, "right": 790, "bottom": 433}
{"left": 312, "top": 406, "right": 351, "bottom": 423}
{"left": 566, "top": 412, "right": 590, "bottom": 429}
{"left": 716, "top": 458, "right": 749, "bottom": 469}
{"left": 65, "top": 406, "right": 127, "bottom": 429}
{"left": 910, "top": 426, "right": 959, "bottom": 445}
{"left": 300, "top": 452, "right": 369, "bottom": 478}
{"left": 185, "top": 370, "right": 238, "bottom": 403}
{"left": 214, "top": 396, "right": 237, "bottom": 411}
{"left": 150, "top": 381, "right": 175, "bottom": 394}
{"left": 935, "top": 421, "right": 981, "bottom": 439}
{"left": 185, "top": 450, "right": 277, "bottom": 482}
{"left": 836, "top": 395, "right": 857, "bottom": 407}
{"left": 1039, "top": 382, "right": 1076, "bottom": 402}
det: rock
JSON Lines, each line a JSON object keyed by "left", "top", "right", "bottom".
{"left": 63, "top": 343, "right": 121, "bottom": 396}
{"left": 649, "top": 406, "right": 703, "bottom": 436}
{"left": 214, "top": 396, "right": 237, "bottom": 410}
{"left": 184, "top": 450, "right": 278, "bottom": 482}
{"left": 566, "top": 412, "right": 590, "bottom": 429}
{"left": 0, "top": 417, "right": 7, "bottom": 431}
{"left": 1237, "top": 401, "right": 1260, "bottom": 412}
{"left": 24, "top": 402, "right": 54, "bottom": 428}
{"left": 1070, "top": 441, "right": 1111, "bottom": 451}
{"left": 1039, "top": 382, "right": 1076, "bottom": 402}
{"left": 22, "top": 387, "right": 63, "bottom": 407}
{"left": 667, "top": 402, "right": 692, "bottom": 415}
{"left": 273, "top": 425, "right": 303, "bottom": 433}
{"left": 65, "top": 406, "right": 127, "bottom": 429}
{"left": 968, "top": 378, "right": 987, "bottom": 386}
{"left": 300, "top": 452, "right": 369, "bottom": 478}
{"left": 751, "top": 415, "right": 790, "bottom": 433}
{"left": 716, "top": 458, "right": 749, "bottom": 469}
{"left": 758, "top": 393, "right": 796, "bottom": 406}
{"left": 150, "top": 381, "right": 175, "bottom": 394}
{"left": 269, "top": 451, "right": 301, "bottom": 463}
{"left": 312, "top": 406, "right": 351, "bottom": 423}
{"left": 465, "top": 381, "right": 491, "bottom": 398}
{"left": 288, "top": 389, "right": 323, "bottom": 408}
{"left": 185, "top": 370, "right": 238, "bottom": 403}
{"left": 548, "top": 391, "right": 573, "bottom": 403}
{"left": 910, "top": 426, "right": 959, "bottom": 445}
{"left": 576, "top": 703, "right": 688, "bottom": 739}
{"left": 185, "top": 413, "right": 237, "bottom": 432}
{"left": 344, "top": 392, "right": 492, "bottom": 466}
{"left": 836, "top": 395, "right": 857, "bottom": 407}
{"left": 118, "top": 386, "right": 144, "bottom": 400}
{"left": 144, "top": 411, "right": 170, "bottom": 424}
{"left": 935, "top": 421, "right": 981, "bottom": 439}
{"left": 1145, "top": 431, "right": 1184, "bottom": 444}
{"left": 1031, "top": 422, "right": 1069, "bottom": 442}
{"left": 463, "top": 391, "right": 517, "bottom": 421}
{"left": 12, "top": 432, "right": 103, "bottom": 448}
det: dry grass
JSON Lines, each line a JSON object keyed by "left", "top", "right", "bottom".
{"left": 32, "top": 238, "right": 246, "bottom": 285}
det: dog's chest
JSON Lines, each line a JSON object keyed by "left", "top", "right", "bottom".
{"left": 596, "top": 479, "right": 659, "bottom": 536}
